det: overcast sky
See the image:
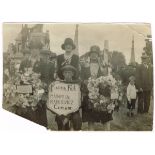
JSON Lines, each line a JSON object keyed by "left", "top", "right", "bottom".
{"left": 3, "top": 23, "right": 151, "bottom": 64}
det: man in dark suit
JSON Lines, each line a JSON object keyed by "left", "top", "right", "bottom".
{"left": 136, "top": 52, "right": 153, "bottom": 113}
{"left": 33, "top": 50, "right": 55, "bottom": 127}
{"left": 56, "top": 38, "right": 79, "bottom": 80}
{"left": 33, "top": 50, "right": 55, "bottom": 86}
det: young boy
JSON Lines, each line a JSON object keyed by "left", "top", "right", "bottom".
{"left": 55, "top": 64, "right": 82, "bottom": 130}
{"left": 127, "top": 76, "right": 137, "bottom": 117}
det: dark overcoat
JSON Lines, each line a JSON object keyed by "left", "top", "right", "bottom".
{"left": 135, "top": 64, "right": 153, "bottom": 91}
{"left": 33, "top": 60, "right": 55, "bottom": 86}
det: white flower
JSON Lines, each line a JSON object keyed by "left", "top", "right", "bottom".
{"left": 23, "top": 101, "right": 30, "bottom": 107}
{"left": 94, "top": 102, "right": 99, "bottom": 108}
{"left": 107, "top": 103, "right": 115, "bottom": 110}
{"left": 100, "top": 100, "right": 104, "bottom": 104}
{"left": 88, "top": 93, "right": 99, "bottom": 100}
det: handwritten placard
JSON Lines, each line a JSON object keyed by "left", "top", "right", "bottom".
{"left": 16, "top": 85, "right": 33, "bottom": 94}
{"left": 47, "top": 82, "right": 81, "bottom": 116}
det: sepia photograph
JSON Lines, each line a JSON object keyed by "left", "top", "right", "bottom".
{"left": 3, "top": 23, "right": 153, "bottom": 131}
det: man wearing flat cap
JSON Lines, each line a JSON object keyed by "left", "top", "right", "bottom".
{"left": 33, "top": 50, "right": 55, "bottom": 127}
{"left": 33, "top": 50, "right": 55, "bottom": 86}
{"left": 60, "top": 65, "right": 78, "bottom": 83}
{"left": 56, "top": 38, "right": 79, "bottom": 80}
{"left": 136, "top": 52, "right": 153, "bottom": 114}
{"left": 55, "top": 64, "right": 82, "bottom": 131}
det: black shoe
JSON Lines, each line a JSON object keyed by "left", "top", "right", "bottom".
{"left": 127, "top": 112, "right": 130, "bottom": 117}
{"left": 131, "top": 112, "right": 134, "bottom": 117}
{"left": 138, "top": 110, "right": 144, "bottom": 114}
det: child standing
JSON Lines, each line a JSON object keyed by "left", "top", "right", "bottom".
{"left": 127, "top": 76, "right": 137, "bottom": 117}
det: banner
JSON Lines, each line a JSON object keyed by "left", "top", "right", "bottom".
{"left": 47, "top": 81, "right": 81, "bottom": 116}
{"left": 16, "top": 85, "right": 33, "bottom": 94}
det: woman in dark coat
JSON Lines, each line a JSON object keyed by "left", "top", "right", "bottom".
{"left": 55, "top": 38, "right": 81, "bottom": 130}
{"left": 81, "top": 45, "right": 113, "bottom": 130}
{"left": 56, "top": 38, "right": 79, "bottom": 80}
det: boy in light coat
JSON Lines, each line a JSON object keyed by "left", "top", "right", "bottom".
{"left": 127, "top": 76, "right": 137, "bottom": 117}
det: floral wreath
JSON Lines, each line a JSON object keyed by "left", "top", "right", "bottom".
{"left": 4, "top": 69, "right": 46, "bottom": 111}
{"left": 87, "top": 74, "right": 122, "bottom": 112}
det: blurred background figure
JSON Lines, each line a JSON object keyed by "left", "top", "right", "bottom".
{"left": 136, "top": 52, "right": 153, "bottom": 114}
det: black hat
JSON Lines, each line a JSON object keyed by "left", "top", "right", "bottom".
{"left": 61, "top": 65, "right": 77, "bottom": 77}
{"left": 141, "top": 52, "right": 149, "bottom": 59}
{"left": 89, "top": 45, "right": 100, "bottom": 56}
{"left": 61, "top": 38, "right": 76, "bottom": 50}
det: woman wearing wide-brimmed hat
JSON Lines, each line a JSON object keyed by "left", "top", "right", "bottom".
{"left": 81, "top": 45, "right": 112, "bottom": 130}
{"left": 80, "top": 45, "right": 103, "bottom": 80}
{"left": 56, "top": 38, "right": 79, "bottom": 80}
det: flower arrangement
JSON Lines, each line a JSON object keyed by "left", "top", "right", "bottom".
{"left": 87, "top": 75, "right": 119, "bottom": 112}
{"left": 4, "top": 70, "right": 45, "bottom": 111}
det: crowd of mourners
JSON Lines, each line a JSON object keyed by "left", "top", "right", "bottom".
{"left": 3, "top": 37, "right": 153, "bottom": 131}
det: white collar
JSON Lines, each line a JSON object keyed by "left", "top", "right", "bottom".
{"left": 129, "top": 83, "right": 135, "bottom": 87}
{"left": 64, "top": 52, "right": 73, "bottom": 60}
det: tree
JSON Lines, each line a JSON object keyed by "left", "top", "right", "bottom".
{"left": 118, "top": 64, "right": 137, "bottom": 85}
{"left": 143, "top": 35, "right": 153, "bottom": 64}
{"left": 110, "top": 51, "right": 126, "bottom": 72}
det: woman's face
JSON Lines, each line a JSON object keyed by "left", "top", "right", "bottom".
{"left": 90, "top": 52, "right": 98, "bottom": 60}
{"left": 65, "top": 44, "right": 73, "bottom": 53}
{"left": 130, "top": 80, "right": 135, "bottom": 85}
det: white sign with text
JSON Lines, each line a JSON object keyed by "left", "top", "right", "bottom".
{"left": 47, "top": 81, "right": 81, "bottom": 116}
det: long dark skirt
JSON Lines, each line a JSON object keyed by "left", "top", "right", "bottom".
{"left": 36, "top": 100, "right": 47, "bottom": 127}
{"left": 82, "top": 96, "right": 113, "bottom": 123}
{"left": 16, "top": 106, "right": 40, "bottom": 124}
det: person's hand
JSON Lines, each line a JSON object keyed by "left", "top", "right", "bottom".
{"left": 91, "top": 74, "right": 97, "bottom": 79}
{"left": 63, "top": 117, "right": 69, "bottom": 125}
{"left": 128, "top": 100, "right": 131, "bottom": 104}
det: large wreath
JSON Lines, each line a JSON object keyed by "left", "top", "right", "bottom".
{"left": 87, "top": 75, "right": 120, "bottom": 112}
{"left": 4, "top": 69, "right": 46, "bottom": 111}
